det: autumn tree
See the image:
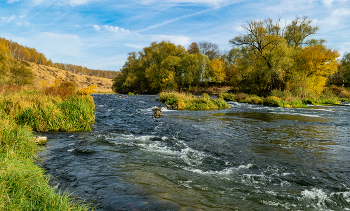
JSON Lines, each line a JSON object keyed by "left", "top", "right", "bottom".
{"left": 187, "top": 42, "right": 200, "bottom": 54}
{"left": 337, "top": 53, "right": 350, "bottom": 84}
{"left": 207, "top": 58, "right": 226, "bottom": 83}
{"left": 112, "top": 41, "right": 211, "bottom": 94}
{"left": 0, "top": 41, "right": 12, "bottom": 83}
{"left": 289, "top": 45, "right": 339, "bottom": 95}
{"left": 198, "top": 42, "right": 220, "bottom": 60}
{"left": 284, "top": 16, "right": 319, "bottom": 48}
{"left": 181, "top": 52, "right": 210, "bottom": 86}
{"left": 229, "top": 18, "right": 294, "bottom": 93}
{"left": 9, "top": 63, "right": 34, "bottom": 85}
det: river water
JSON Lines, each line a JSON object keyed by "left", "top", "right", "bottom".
{"left": 40, "top": 94, "right": 350, "bottom": 210}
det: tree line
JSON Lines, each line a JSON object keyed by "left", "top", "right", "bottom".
{"left": 113, "top": 16, "right": 350, "bottom": 96}
{"left": 0, "top": 37, "right": 118, "bottom": 81}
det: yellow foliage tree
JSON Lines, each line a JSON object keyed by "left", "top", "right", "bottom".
{"left": 208, "top": 58, "right": 226, "bottom": 83}
{"left": 289, "top": 45, "right": 339, "bottom": 95}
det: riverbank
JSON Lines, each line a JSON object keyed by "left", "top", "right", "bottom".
{"left": 218, "top": 86, "right": 350, "bottom": 108}
{"left": 0, "top": 86, "right": 94, "bottom": 210}
{"left": 159, "top": 91, "right": 230, "bottom": 110}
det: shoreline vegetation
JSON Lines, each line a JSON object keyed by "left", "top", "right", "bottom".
{"left": 0, "top": 82, "right": 95, "bottom": 210}
{"left": 159, "top": 91, "right": 230, "bottom": 110}
{"left": 159, "top": 84, "right": 350, "bottom": 111}
{"left": 218, "top": 85, "right": 350, "bottom": 108}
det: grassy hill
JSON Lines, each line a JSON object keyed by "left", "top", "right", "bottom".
{"left": 27, "top": 61, "right": 113, "bottom": 93}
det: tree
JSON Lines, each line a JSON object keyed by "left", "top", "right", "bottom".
{"left": 181, "top": 52, "right": 209, "bottom": 86}
{"left": 187, "top": 42, "right": 199, "bottom": 54}
{"left": 0, "top": 41, "right": 13, "bottom": 84}
{"left": 112, "top": 41, "right": 212, "bottom": 94}
{"left": 207, "top": 58, "right": 226, "bottom": 83}
{"left": 9, "top": 63, "right": 34, "bottom": 85}
{"left": 339, "top": 53, "right": 350, "bottom": 84}
{"left": 198, "top": 42, "right": 220, "bottom": 60}
{"left": 284, "top": 16, "right": 319, "bottom": 48}
{"left": 289, "top": 45, "right": 339, "bottom": 95}
{"left": 229, "top": 18, "right": 293, "bottom": 93}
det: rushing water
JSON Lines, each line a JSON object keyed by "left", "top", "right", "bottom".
{"left": 40, "top": 94, "right": 350, "bottom": 210}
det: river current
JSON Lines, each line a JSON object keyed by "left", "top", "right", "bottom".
{"left": 40, "top": 94, "right": 350, "bottom": 210}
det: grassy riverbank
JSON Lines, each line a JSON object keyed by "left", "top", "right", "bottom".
{"left": 159, "top": 91, "right": 230, "bottom": 110}
{"left": 0, "top": 86, "right": 94, "bottom": 210}
{"left": 219, "top": 86, "right": 350, "bottom": 108}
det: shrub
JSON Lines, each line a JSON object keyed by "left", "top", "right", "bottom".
{"left": 159, "top": 91, "right": 230, "bottom": 110}
{"left": 236, "top": 92, "right": 246, "bottom": 102}
{"left": 263, "top": 96, "right": 282, "bottom": 107}
{"left": 218, "top": 92, "right": 236, "bottom": 101}
{"left": 77, "top": 84, "right": 97, "bottom": 95}
{"left": 244, "top": 95, "right": 263, "bottom": 104}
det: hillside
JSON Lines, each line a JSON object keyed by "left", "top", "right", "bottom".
{"left": 27, "top": 62, "right": 114, "bottom": 93}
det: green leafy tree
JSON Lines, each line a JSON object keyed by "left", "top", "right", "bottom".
{"left": 284, "top": 16, "right": 319, "bottom": 48}
{"left": 339, "top": 53, "right": 350, "bottom": 84}
{"left": 229, "top": 18, "right": 293, "bottom": 93}
{"left": 9, "top": 63, "right": 34, "bottom": 85}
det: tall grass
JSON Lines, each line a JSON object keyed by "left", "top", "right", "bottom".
{"left": 0, "top": 85, "right": 95, "bottom": 210}
{"left": 218, "top": 86, "right": 350, "bottom": 108}
{"left": 159, "top": 91, "right": 230, "bottom": 110}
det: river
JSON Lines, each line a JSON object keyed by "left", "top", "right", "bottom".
{"left": 40, "top": 94, "right": 350, "bottom": 210}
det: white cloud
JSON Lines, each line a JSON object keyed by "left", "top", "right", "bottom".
{"left": 7, "top": 0, "right": 20, "bottom": 3}
{"left": 320, "top": 8, "right": 350, "bottom": 28}
{"left": 29, "top": 0, "right": 102, "bottom": 6}
{"left": 331, "top": 8, "right": 350, "bottom": 16}
{"left": 137, "top": 9, "right": 211, "bottom": 32}
{"left": 150, "top": 34, "right": 191, "bottom": 46}
{"left": 92, "top": 25, "right": 101, "bottom": 31}
{"left": 322, "top": 0, "right": 335, "bottom": 7}
{"left": 102, "top": 25, "right": 130, "bottom": 33}
{"left": 125, "top": 43, "right": 144, "bottom": 49}
{"left": 1, "top": 15, "right": 15, "bottom": 24}
{"left": 92, "top": 25, "right": 130, "bottom": 33}
{"left": 136, "top": 0, "right": 238, "bottom": 8}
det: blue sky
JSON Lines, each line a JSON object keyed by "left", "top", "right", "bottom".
{"left": 1, "top": 0, "right": 349, "bottom": 71}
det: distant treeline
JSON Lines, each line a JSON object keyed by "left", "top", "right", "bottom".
{"left": 0, "top": 37, "right": 117, "bottom": 79}
{"left": 113, "top": 16, "right": 350, "bottom": 96}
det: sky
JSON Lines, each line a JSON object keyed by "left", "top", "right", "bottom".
{"left": 0, "top": 0, "right": 349, "bottom": 71}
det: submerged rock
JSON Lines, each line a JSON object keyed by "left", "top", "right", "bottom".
{"left": 152, "top": 107, "right": 162, "bottom": 118}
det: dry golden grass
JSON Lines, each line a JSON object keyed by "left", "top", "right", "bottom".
{"left": 26, "top": 61, "right": 113, "bottom": 93}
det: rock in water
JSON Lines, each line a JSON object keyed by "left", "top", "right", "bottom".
{"left": 152, "top": 107, "right": 162, "bottom": 118}
{"left": 35, "top": 136, "right": 47, "bottom": 145}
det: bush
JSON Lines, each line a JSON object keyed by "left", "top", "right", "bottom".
{"left": 159, "top": 91, "right": 230, "bottom": 110}
{"left": 218, "top": 92, "right": 236, "bottom": 101}
{"left": 244, "top": 95, "right": 263, "bottom": 104}
{"left": 263, "top": 96, "right": 282, "bottom": 107}
{"left": 236, "top": 92, "right": 246, "bottom": 102}
{"left": 76, "top": 84, "right": 97, "bottom": 95}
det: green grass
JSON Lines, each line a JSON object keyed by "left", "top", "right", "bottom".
{"left": 218, "top": 86, "right": 350, "bottom": 108}
{"left": 159, "top": 91, "right": 230, "bottom": 110}
{"left": 0, "top": 88, "right": 94, "bottom": 210}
